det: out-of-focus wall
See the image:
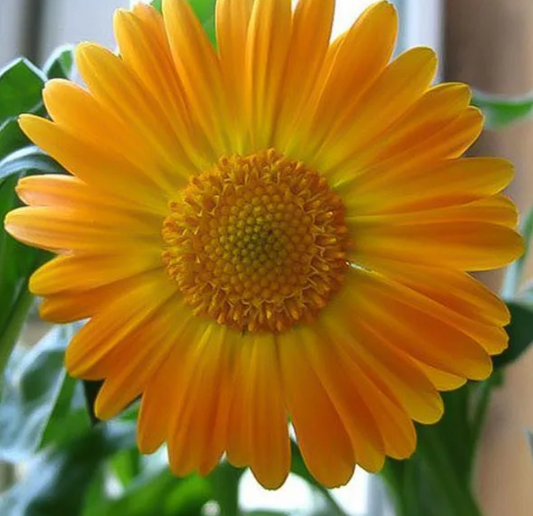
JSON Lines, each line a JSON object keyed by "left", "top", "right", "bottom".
{"left": 0, "top": 0, "right": 126, "bottom": 69}
{"left": 39, "top": 0, "right": 125, "bottom": 63}
{"left": 445, "top": 2, "right": 533, "bottom": 516}
{"left": 0, "top": 0, "right": 28, "bottom": 67}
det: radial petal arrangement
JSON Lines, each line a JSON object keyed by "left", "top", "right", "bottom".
{"left": 4, "top": 0, "right": 523, "bottom": 489}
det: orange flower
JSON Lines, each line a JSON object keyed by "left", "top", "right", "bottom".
{"left": 4, "top": 0, "right": 523, "bottom": 489}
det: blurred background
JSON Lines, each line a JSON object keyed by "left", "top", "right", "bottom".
{"left": 1, "top": 0, "right": 532, "bottom": 515}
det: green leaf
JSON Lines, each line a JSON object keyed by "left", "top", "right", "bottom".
{"left": 0, "top": 325, "right": 77, "bottom": 462}
{"left": 501, "top": 204, "right": 533, "bottom": 299}
{"left": 0, "top": 119, "right": 30, "bottom": 158}
{"left": 85, "top": 469, "right": 211, "bottom": 516}
{"left": 210, "top": 461, "right": 244, "bottom": 516}
{"left": 493, "top": 301, "right": 533, "bottom": 368}
{"left": 0, "top": 173, "right": 52, "bottom": 391}
{"left": 151, "top": 0, "right": 217, "bottom": 47}
{"left": 0, "top": 59, "right": 45, "bottom": 124}
{"left": 43, "top": 45, "right": 75, "bottom": 80}
{"left": 473, "top": 90, "right": 533, "bottom": 130}
{"left": 0, "top": 422, "right": 135, "bottom": 516}
{"left": 40, "top": 376, "right": 92, "bottom": 449}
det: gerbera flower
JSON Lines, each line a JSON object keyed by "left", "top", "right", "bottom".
{"left": 4, "top": 0, "right": 523, "bottom": 489}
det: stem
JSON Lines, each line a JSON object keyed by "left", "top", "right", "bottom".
{"left": 418, "top": 429, "right": 483, "bottom": 516}
{"left": 319, "top": 488, "right": 351, "bottom": 516}
{"left": 210, "top": 463, "right": 243, "bottom": 516}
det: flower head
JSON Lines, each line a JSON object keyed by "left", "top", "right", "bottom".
{"left": 4, "top": 0, "right": 523, "bottom": 489}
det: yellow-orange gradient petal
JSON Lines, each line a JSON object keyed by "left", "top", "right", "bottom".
{"left": 3, "top": 0, "right": 523, "bottom": 491}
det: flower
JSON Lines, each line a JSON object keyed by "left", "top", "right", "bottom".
{"left": 4, "top": 0, "right": 523, "bottom": 489}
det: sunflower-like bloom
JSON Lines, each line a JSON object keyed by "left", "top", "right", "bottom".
{"left": 4, "top": 0, "right": 523, "bottom": 489}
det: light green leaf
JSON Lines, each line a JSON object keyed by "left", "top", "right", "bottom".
{"left": 0, "top": 146, "right": 62, "bottom": 185}
{"left": 0, "top": 422, "right": 135, "bottom": 516}
{"left": 0, "top": 325, "right": 76, "bottom": 462}
{"left": 473, "top": 89, "right": 533, "bottom": 130}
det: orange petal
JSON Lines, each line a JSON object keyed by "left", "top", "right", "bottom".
{"left": 341, "top": 157, "right": 514, "bottom": 215}
{"left": 30, "top": 250, "right": 162, "bottom": 296}
{"left": 319, "top": 312, "right": 443, "bottom": 424}
{"left": 167, "top": 324, "right": 239, "bottom": 477}
{"left": 351, "top": 218, "right": 523, "bottom": 271}
{"left": 340, "top": 268, "right": 493, "bottom": 380}
{"left": 15, "top": 174, "right": 162, "bottom": 231}
{"left": 300, "top": 327, "right": 387, "bottom": 470}
{"left": 278, "top": 329, "right": 355, "bottom": 488}
{"left": 38, "top": 277, "right": 138, "bottom": 325}
{"left": 331, "top": 83, "right": 473, "bottom": 183}
{"left": 94, "top": 298, "right": 190, "bottom": 420}
{"left": 64, "top": 270, "right": 176, "bottom": 377}
{"left": 75, "top": 42, "right": 200, "bottom": 174}
{"left": 349, "top": 266, "right": 508, "bottom": 357}
{"left": 137, "top": 318, "right": 209, "bottom": 454}
{"left": 19, "top": 115, "right": 168, "bottom": 212}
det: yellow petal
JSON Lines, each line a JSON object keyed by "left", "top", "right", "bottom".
{"left": 315, "top": 47, "right": 437, "bottom": 173}
{"left": 284, "top": 1, "right": 397, "bottom": 160}
{"left": 273, "top": 0, "right": 334, "bottom": 151}
{"left": 113, "top": 7, "right": 209, "bottom": 171}
{"left": 163, "top": 0, "right": 231, "bottom": 155}
{"left": 349, "top": 195, "right": 518, "bottom": 228}
{"left": 39, "top": 277, "right": 136, "bottom": 325}
{"left": 216, "top": 0, "right": 254, "bottom": 152}
{"left": 5, "top": 206, "right": 159, "bottom": 253}
{"left": 76, "top": 42, "right": 200, "bottom": 176}
{"left": 245, "top": 0, "right": 291, "bottom": 149}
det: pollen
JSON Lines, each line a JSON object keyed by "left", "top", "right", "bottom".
{"left": 162, "top": 149, "right": 349, "bottom": 332}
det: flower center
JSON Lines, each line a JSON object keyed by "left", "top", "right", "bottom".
{"left": 162, "top": 150, "right": 349, "bottom": 332}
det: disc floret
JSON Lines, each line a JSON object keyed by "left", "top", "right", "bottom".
{"left": 162, "top": 150, "right": 349, "bottom": 332}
